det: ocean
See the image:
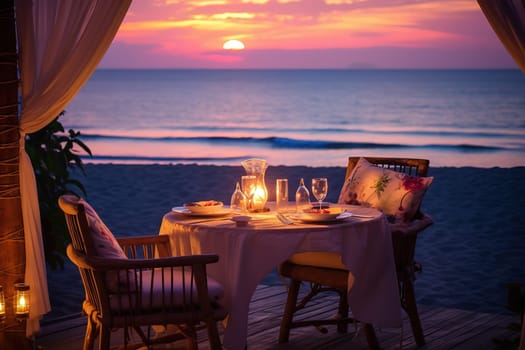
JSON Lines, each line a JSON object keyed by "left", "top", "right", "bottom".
{"left": 63, "top": 69, "right": 525, "bottom": 168}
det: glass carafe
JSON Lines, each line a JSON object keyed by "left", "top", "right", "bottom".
{"left": 230, "top": 182, "right": 247, "bottom": 213}
{"left": 241, "top": 158, "right": 268, "bottom": 211}
{"left": 295, "top": 177, "right": 311, "bottom": 213}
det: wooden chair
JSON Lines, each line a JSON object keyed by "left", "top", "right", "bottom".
{"left": 59, "top": 194, "right": 227, "bottom": 350}
{"left": 278, "top": 157, "right": 433, "bottom": 348}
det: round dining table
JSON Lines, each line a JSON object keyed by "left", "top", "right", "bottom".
{"left": 159, "top": 203, "right": 401, "bottom": 350}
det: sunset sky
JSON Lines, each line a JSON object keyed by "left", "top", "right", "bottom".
{"left": 99, "top": 0, "right": 517, "bottom": 69}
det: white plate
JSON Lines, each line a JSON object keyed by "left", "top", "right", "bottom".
{"left": 291, "top": 207, "right": 350, "bottom": 223}
{"left": 172, "top": 206, "right": 232, "bottom": 217}
{"left": 183, "top": 200, "right": 224, "bottom": 214}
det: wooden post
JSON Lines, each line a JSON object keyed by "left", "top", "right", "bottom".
{"left": 0, "top": 0, "right": 31, "bottom": 348}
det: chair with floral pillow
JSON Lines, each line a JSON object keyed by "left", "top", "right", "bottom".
{"left": 338, "top": 156, "right": 433, "bottom": 346}
{"left": 279, "top": 157, "right": 433, "bottom": 348}
{"left": 59, "top": 194, "right": 227, "bottom": 350}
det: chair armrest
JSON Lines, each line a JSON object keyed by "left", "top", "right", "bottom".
{"left": 116, "top": 235, "right": 169, "bottom": 246}
{"left": 390, "top": 213, "right": 433, "bottom": 237}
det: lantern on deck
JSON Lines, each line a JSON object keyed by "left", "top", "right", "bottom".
{"left": 14, "top": 283, "right": 30, "bottom": 318}
{"left": 0, "top": 285, "right": 5, "bottom": 321}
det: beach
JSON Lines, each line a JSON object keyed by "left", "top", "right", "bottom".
{"left": 45, "top": 163, "right": 525, "bottom": 323}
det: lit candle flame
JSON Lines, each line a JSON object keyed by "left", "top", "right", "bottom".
{"left": 16, "top": 294, "right": 28, "bottom": 315}
{"left": 253, "top": 186, "right": 265, "bottom": 202}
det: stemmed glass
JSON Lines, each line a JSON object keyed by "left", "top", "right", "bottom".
{"left": 311, "top": 178, "right": 328, "bottom": 210}
{"left": 241, "top": 175, "right": 257, "bottom": 211}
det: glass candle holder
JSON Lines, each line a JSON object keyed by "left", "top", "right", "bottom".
{"left": 241, "top": 159, "right": 268, "bottom": 211}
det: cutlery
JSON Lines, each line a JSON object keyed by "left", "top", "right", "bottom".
{"left": 276, "top": 213, "right": 294, "bottom": 225}
{"left": 188, "top": 217, "right": 233, "bottom": 224}
{"left": 335, "top": 212, "right": 352, "bottom": 220}
{"left": 350, "top": 214, "right": 375, "bottom": 218}
{"left": 335, "top": 211, "right": 375, "bottom": 220}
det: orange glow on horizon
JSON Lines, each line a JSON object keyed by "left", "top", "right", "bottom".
{"left": 207, "top": 54, "right": 245, "bottom": 63}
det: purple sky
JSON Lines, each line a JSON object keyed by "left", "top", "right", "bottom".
{"left": 99, "top": 0, "right": 517, "bottom": 69}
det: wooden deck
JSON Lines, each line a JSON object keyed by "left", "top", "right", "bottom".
{"left": 36, "top": 284, "right": 520, "bottom": 349}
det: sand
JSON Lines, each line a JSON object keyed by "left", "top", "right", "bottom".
{"left": 44, "top": 163, "right": 525, "bottom": 323}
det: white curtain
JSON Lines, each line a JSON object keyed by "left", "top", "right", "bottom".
{"left": 477, "top": 1, "right": 525, "bottom": 349}
{"left": 16, "top": 0, "right": 131, "bottom": 336}
{"left": 477, "top": 0, "right": 525, "bottom": 73}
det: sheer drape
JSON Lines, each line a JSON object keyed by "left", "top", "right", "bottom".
{"left": 16, "top": 0, "right": 131, "bottom": 336}
{"left": 477, "top": 0, "right": 525, "bottom": 73}
{"left": 477, "top": 1, "right": 525, "bottom": 348}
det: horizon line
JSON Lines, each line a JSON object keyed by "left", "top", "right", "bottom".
{"left": 96, "top": 67, "right": 521, "bottom": 71}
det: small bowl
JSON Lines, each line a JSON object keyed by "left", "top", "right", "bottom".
{"left": 231, "top": 215, "right": 252, "bottom": 227}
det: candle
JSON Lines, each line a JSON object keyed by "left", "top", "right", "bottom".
{"left": 252, "top": 186, "right": 266, "bottom": 210}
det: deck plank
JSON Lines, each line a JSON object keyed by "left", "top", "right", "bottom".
{"left": 36, "top": 285, "right": 518, "bottom": 349}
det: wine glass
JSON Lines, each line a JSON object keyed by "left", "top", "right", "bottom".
{"left": 241, "top": 175, "right": 257, "bottom": 211}
{"left": 311, "top": 178, "right": 328, "bottom": 210}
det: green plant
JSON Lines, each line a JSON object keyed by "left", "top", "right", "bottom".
{"left": 25, "top": 111, "right": 92, "bottom": 269}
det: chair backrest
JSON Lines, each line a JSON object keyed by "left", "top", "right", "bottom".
{"left": 58, "top": 194, "right": 95, "bottom": 255}
{"left": 58, "top": 194, "right": 169, "bottom": 319}
{"left": 58, "top": 194, "right": 111, "bottom": 317}
{"left": 59, "top": 194, "right": 172, "bottom": 259}
{"left": 344, "top": 157, "right": 429, "bottom": 181}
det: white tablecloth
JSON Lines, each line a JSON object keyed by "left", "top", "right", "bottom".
{"left": 159, "top": 204, "right": 401, "bottom": 350}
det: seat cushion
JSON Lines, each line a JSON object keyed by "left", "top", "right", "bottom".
{"left": 288, "top": 252, "right": 347, "bottom": 270}
{"left": 283, "top": 253, "right": 355, "bottom": 290}
{"left": 338, "top": 157, "right": 433, "bottom": 223}
{"left": 108, "top": 268, "right": 225, "bottom": 312}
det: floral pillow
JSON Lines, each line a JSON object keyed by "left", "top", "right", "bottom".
{"left": 80, "top": 199, "right": 127, "bottom": 259}
{"left": 79, "top": 199, "right": 133, "bottom": 291}
{"left": 338, "top": 158, "right": 433, "bottom": 223}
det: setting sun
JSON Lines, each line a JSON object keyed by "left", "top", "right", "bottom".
{"left": 222, "top": 39, "right": 245, "bottom": 50}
